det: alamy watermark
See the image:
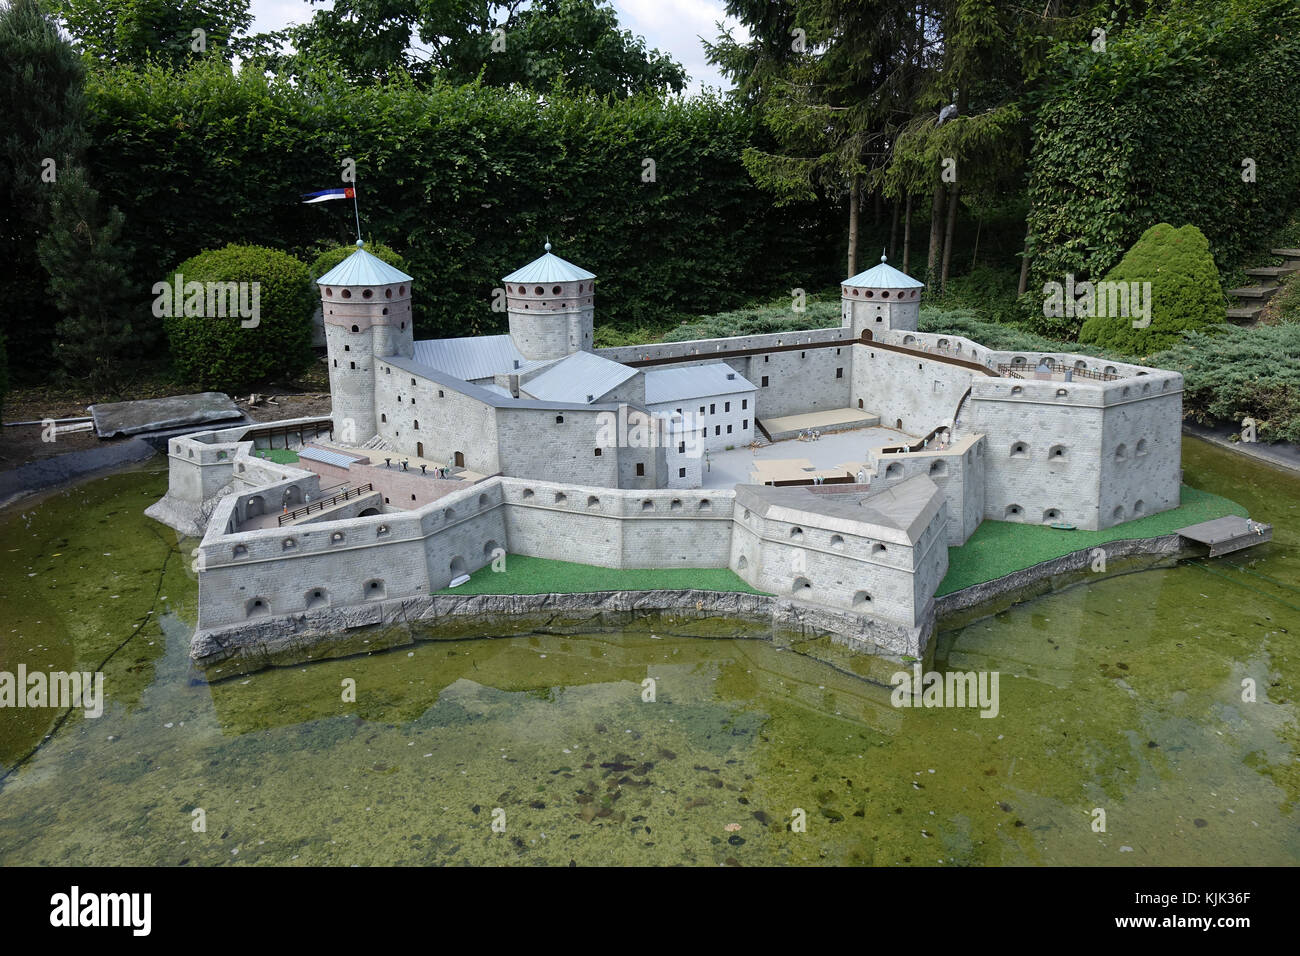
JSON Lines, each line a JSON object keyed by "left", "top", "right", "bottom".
{"left": 1042, "top": 273, "right": 1150, "bottom": 328}
{"left": 890, "top": 663, "right": 1000, "bottom": 717}
{"left": 0, "top": 667, "right": 104, "bottom": 718}
{"left": 152, "top": 274, "right": 261, "bottom": 328}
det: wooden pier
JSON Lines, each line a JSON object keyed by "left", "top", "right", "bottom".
{"left": 1176, "top": 516, "right": 1272, "bottom": 557}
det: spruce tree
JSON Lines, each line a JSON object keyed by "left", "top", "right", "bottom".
{"left": 37, "top": 165, "right": 139, "bottom": 392}
{"left": 0, "top": 0, "right": 88, "bottom": 377}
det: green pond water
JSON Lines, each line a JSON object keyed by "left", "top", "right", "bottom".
{"left": 0, "top": 437, "right": 1296, "bottom": 866}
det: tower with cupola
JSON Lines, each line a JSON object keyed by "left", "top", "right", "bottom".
{"left": 318, "top": 241, "right": 415, "bottom": 444}
{"left": 504, "top": 242, "right": 596, "bottom": 361}
{"left": 841, "top": 251, "right": 924, "bottom": 337}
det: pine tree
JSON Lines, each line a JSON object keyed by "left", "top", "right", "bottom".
{"left": 0, "top": 0, "right": 88, "bottom": 377}
{"left": 37, "top": 166, "right": 140, "bottom": 392}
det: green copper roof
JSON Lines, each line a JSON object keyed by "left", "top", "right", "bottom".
{"left": 843, "top": 252, "right": 923, "bottom": 290}
{"left": 316, "top": 241, "right": 413, "bottom": 286}
{"left": 503, "top": 242, "right": 596, "bottom": 284}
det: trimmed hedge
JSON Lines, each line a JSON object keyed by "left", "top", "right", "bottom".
{"left": 1079, "top": 223, "right": 1224, "bottom": 355}
{"left": 84, "top": 63, "right": 841, "bottom": 343}
{"left": 162, "top": 244, "right": 315, "bottom": 390}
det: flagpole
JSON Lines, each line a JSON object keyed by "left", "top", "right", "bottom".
{"left": 352, "top": 182, "right": 362, "bottom": 243}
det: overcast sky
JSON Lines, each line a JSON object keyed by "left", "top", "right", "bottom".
{"left": 247, "top": 0, "right": 744, "bottom": 93}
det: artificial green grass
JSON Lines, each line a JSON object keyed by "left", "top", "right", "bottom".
{"left": 936, "top": 484, "right": 1247, "bottom": 596}
{"left": 440, "top": 554, "right": 769, "bottom": 596}
{"left": 254, "top": 448, "right": 299, "bottom": 464}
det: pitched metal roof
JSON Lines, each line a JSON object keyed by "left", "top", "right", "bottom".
{"left": 843, "top": 253, "right": 923, "bottom": 290}
{"left": 299, "top": 446, "right": 360, "bottom": 469}
{"left": 316, "top": 243, "right": 413, "bottom": 286}
{"left": 520, "top": 351, "right": 638, "bottom": 403}
{"left": 644, "top": 364, "right": 756, "bottom": 405}
{"left": 412, "top": 335, "right": 534, "bottom": 381}
{"left": 503, "top": 243, "right": 596, "bottom": 284}
{"left": 382, "top": 353, "right": 642, "bottom": 414}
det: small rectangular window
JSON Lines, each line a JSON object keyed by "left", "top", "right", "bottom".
{"left": 836, "top": 367, "right": 843, "bottom": 378}
{"left": 710, "top": 404, "right": 716, "bottom": 415}
{"left": 678, "top": 441, "right": 685, "bottom": 453}
{"left": 594, "top": 448, "right": 602, "bottom": 457}
{"left": 742, "top": 399, "right": 748, "bottom": 409}
{"left": 727, "top": 424, "right": 732, "bottom": 434}
{"left": 678, "top": 467, "right": 686, "bottom": 478}
{"left": 699, "top": 406, "right": 705, "bottom": 415}
{"left": 724, "top": 402, "right": 730, "bottom": 412}
{"left": 715, "top": 425, "right": 721, "bottom": 436}
{"left": 636, "top": 462, "right": 645, "bottom": 476}
{"left": 764, "top": 355, "right": 770, "bottom": 363}
{"left": 761, "top": 376, "right": 769, "bottom": 387}
{"left": 742, "top": 419, "right": 748, "bottom": 429}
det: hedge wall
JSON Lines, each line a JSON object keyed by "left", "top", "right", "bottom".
{"left": 83, "top": 63, "right": 842, "bottom": 344}
{"left": 1026, "top": 0, "right": 1300, "bottom": 337}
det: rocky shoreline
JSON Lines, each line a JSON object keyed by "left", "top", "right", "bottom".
{"left": 191, "top": 587, "right": 930, "bottom": 671}
{"left": 192, "top": 532, "right": 1205, "bottom": 673}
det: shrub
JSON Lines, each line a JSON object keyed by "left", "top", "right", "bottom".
{"left": 308, "top": 241, "right": 408, "bottom": 284}
{"left": 1078, "top": 224, "right": 1224, "bottom": 355}
{"left": 162, "top": 244, "right": 315, "bottom": 391}
{"left": 1269, "top": 272, "right": 1300, "bottom": 324}
{"left": 664, "top": 299, "right": 841, "bottom": 342}
{"left": 919, "top": 308, "right": 1114, "bottom": 356}
{"left": 1152, "top": 323, "right": 1300, "bottom": 442}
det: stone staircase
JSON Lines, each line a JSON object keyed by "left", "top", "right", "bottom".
{"left": 360, "top": 433, "right": 394, "bottom": 452}
{"left": 1225, "top": 248, "right": 1300, "bottom": 323}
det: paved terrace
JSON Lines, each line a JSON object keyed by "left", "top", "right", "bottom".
{"left": 701, "top": 425, "right": 914, "bottom": 489}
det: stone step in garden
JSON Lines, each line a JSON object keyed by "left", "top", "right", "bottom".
{"left": 1226, "top": 303, "right": 1266, "bottom": 321}
{"left": 1245, "top": 265, "right": 1299, "bottom": 280}
{"left": 1225, "top": 284, "right": 1280, "bottom": 301}
{"left": 1269, "top": 248, "right": 1300, "bottom": 258}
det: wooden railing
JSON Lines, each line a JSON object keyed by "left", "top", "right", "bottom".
{"left": 997, "top": 361, "right": 1117, "bottom": 381}
{"left": 278, "top": 482, "right": 374, "bottom": 526}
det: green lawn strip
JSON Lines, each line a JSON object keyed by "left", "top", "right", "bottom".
{"left": 936, "top": 485, "right": 1247, "bottom": 596}
{"left": 439, "top": 554, "right": 769, "bottom": 596}
{"left": 254, "top": 448, "right": 299, "bottom": 464}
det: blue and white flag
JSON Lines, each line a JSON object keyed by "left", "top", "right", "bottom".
{"left": 301, "top": 187, "right": 355, "bottom": 204}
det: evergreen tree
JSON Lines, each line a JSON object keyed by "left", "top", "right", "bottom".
{"left": 36, "top": 165, "right": 141, "bottom": 392}
{"left": 0, "top": 0, "right": 87, "bottom": 378}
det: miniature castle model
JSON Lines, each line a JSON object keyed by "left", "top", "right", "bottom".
{"left": 150, "top": 242, "right": 1184, "bottom": 665}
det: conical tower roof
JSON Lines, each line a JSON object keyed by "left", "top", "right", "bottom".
{"left": 843, "top": 251, "right": 923, "bottom": 290}
{"left": 503, "top": 242, "right": 596, "bottom": 284}
{"left": 317, "top": 241, "right": 413, "bottom": 286}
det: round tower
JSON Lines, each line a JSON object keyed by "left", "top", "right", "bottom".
{"left": 841, "top": 251, "right": 923, "bottom": 337}
{"left": 318, "top": 241, "right": 415, "bottom": 445}
{"left": 504, "top": 242, "right": 596, "bottom": 361}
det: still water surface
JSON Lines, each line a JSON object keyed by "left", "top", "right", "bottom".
{"left": 0, "top": 437, "right": 1295, "bottom": 865}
